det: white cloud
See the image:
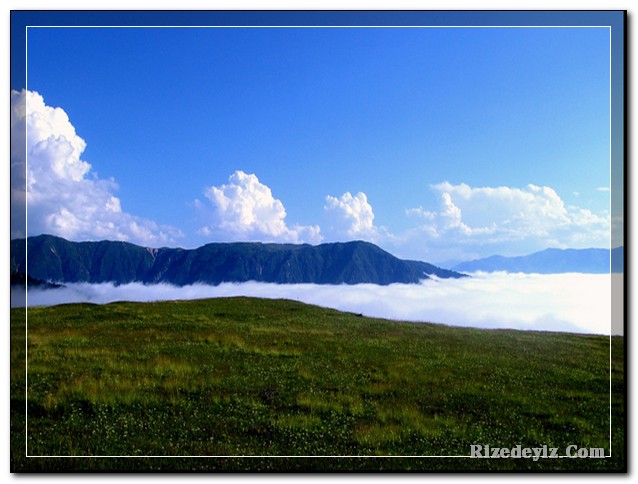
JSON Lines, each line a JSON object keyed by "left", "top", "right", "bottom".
{"left": 10, "top": 89, "right": 183, "bottom": 245}
{"left": 596, "top": 186, "right": 610, "bottom": 192}
{"left": 198, "top": 170, "right": 322, "bottom": 244}
{"left": 324, "top": 191, "right": 384, "bottom": 241}
{"left": 405, "top": 207, "right": 436, "bottom": 220}
{"left": 405, "top": 182, "right": 610, "bottom": 258}
{"left": 15, "top": 273, "right": 614, "bottom": 335}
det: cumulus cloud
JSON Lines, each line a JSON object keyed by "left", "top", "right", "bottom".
{"left": 406, "top": 182, "right": 610, "bottom": 256}
{"left": 324, "top": 191, "right": 386, "bottom": 242}
{"left": 15, "top": 273, "right": 614, "bottom": 335}
{"left": 197, "top": 170, "right": 322, "bottom": 244}
{"left": 10, "top": 89, "right": 182, "bottom": 245}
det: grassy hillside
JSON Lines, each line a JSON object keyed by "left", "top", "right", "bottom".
{"left": 11, "top": 297, "right": 624, "bottom": 471}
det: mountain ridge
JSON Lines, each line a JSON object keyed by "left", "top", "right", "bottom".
{"left": 11, "top": 234, "right": 465, "bottom": 286}
{"left": 452, "top": 247, "right": 621, "bottom": 274}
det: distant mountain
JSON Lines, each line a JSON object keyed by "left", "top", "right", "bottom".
{"left": 452, "top": 248, "right": 615, "bottom": 274}
{"left": 10, "top": 234, "right": 465, "bottom": 287}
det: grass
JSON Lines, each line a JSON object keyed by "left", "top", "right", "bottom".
{"left": 10, "top": 296, "right": 625, "bottom": 471}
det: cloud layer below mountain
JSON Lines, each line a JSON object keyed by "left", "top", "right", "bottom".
{"left": 14, "top": 273, "right": 615, "bottom": 335}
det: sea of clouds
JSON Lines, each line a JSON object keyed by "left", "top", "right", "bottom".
{"left": 12, "top": 273, "right": 618, "bottom": 336}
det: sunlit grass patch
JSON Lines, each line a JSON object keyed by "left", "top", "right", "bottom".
{"left": 297, "top": 390, "right": 366, "bottom": 417}
{"left": 354, "top": 423, "right": 405, "bottom": 448}
{"left": 275, "top": 412, "right": 323, "bottom": 430}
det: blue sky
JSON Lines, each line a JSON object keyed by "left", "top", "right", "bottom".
{"left": 12, "top": 18, "right": 619, "bottom": 263}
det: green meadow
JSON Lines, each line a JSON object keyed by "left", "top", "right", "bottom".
{"left": 11, "top": 297, "right": 624, "bottom": 471}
